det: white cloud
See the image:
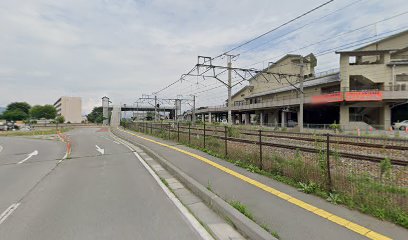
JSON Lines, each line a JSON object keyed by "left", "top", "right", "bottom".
{"left": 0, "top": 0, "right": 407, "bottom": 113}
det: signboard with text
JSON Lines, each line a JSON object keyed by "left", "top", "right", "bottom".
{"left": 345, "top": 91, "right": 383, "bottom": 101}
{"left": 311, "top": 92, "right": 343, "bottom": 104}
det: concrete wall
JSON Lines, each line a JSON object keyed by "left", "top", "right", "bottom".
{"left": 231, "top": 87, "right": 252, "bottom": 104}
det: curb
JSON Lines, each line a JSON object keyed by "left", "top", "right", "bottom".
{"left": 112, "top": 128, "right": 277, "bottom": 240}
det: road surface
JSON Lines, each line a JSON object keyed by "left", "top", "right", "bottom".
{"left": 0, "top": 128, "right": 203, "bottom": 240}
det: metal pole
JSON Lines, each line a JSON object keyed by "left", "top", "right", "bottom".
{"left": 192, "top": 95, "right": 196, "bottom": 124}
{"left": 299, "top": 57, "right": 304, "bottom": 132}
{"left": 224, "top": 126, "right": 228, "bottom": 157}
{"left": 154, "top": 95, "right": 157, "bottom": 121}
{"left": 188, "top": 122, "right": 191, "bottom": 144}
{"left": 259, "top": 129, "right": 263, "bottom": 170}
{"left": 177, "top": 122, "right": 180, "bottom": 142}
{"left": 326, "top": 133, "right": 332, "bottom": 192}
{"left": 168, "top": 122, "right": 171, "bottom": 139}
{"left": 203, "top": 122, "right": 206, "bottom": 148}
{"left": 227, "top": 56, "right": 232, "bottom": 125}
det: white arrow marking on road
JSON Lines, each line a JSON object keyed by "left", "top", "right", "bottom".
{"left": 95, "top": 145, "right": 105, "bottom": 155}
{"left": 17, "top": 150, "right": 39, "bottom": 164}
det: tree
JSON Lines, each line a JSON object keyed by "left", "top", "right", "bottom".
{"left": 87, "top": 107, "right": 104, "bottom": 123}
{"left": 56, "top": 115, "right": 65, "bottom": 123}
{"left": 6, "top": 102, "right": 31, "bottom": 115}
{"left": 30, "top": 105, "right": 57, "bottom": 119}
{"left": 1, "top": 102, "right": 31, "bottom": 121}
{"left": 2, "top": 109, "right": 28, "bottom": 121}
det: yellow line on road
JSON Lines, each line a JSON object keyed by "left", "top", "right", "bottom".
{"left": 118, "top": 128, "right": 392, "bottom": 240}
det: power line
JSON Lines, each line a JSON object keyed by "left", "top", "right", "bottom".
{"left": 217, "top": 0, "right": 335, "bottom": 57}
{"left": 246, "top": 10, "right": 408, "bottom": 68}
{"left": 238, "top": 0, "right": 365, "bottom": 55}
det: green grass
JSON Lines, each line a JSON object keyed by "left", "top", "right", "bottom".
{"left": 0, "top": 128, "right": 70, "bottom": 137}
{"left": 229, "top": 200, "right": 254, "bottom": 221}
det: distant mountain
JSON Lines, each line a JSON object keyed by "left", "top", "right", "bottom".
{"left": 0, "top": 107, "right": 5, "bottom": 114}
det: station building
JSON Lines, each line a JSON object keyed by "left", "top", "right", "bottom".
{"left": 195, "top": 30, "right": 408, "bottom": 130}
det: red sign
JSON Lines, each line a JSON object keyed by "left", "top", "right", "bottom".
{"left": 311, "top": 92, "right": 343, "bottom": 104}
{"left": 345, "top": 91, "right": 383, "bottom": 102}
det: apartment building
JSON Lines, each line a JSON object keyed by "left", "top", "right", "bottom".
{"left": 54, "top": 96, "right": 82, "bottom": 123}
{"left": 194, "top": 30, "right": 408, "bottom": 130}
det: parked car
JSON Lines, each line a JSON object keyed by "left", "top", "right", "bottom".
{"left": 0, "top": 122, "right": 7, "bottom": 131}
{"left": 393, "top": 120, "right": 408, "bottom": 130}
{"left": 20, "top": 126, "right": 32, "bottom": 132}
{"left": 221, "top": 119, "right": 228, "bottom": 124}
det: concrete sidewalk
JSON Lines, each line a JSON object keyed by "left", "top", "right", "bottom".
{"left": 113, "top": 127, "right": 407, "bottom": 240}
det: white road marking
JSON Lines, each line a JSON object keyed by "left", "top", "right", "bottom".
{"left": 0, "top": 203, "right": 20, "bottom": 225}
{"left": 17, "top": 150, "right": 39, "bottom": 164}
{"left": 101, "top": 135, "right": 120, "bottom": 144}
{"left": 95, "top": 145, "right": 105, "bottom": 155}
{"left": 0, "top": 145, "right": 3, "bottom": 153}
{"left": 114, "top": 137, "right": 214, "bottom": 240}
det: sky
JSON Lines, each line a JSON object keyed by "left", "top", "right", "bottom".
{"left": 0, "top": 0, "right": 407, "bottom": 114}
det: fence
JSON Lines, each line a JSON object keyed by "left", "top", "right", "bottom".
{"left": 122, "top": 121, "right": 408, "bottom": 227}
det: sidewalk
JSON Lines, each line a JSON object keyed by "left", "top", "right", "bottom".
{"left": 113, "top": 127, "right": 407, "bottom": 240}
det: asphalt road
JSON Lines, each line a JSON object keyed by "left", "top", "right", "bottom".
{"left": 0, "top": 128, "right": 203, "bottom": 240}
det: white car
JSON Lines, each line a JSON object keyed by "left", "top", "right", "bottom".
{"left": 393, "top": 120, "right": 408, "bottom": 130}
{"left": 221, "top": 119, "right": 228, "bottom": 124}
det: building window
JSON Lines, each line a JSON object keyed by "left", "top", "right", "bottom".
{"left": 396, "top": 74, "right": 408, "bottom": 82}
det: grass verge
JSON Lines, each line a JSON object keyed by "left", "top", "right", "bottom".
{"left": 0, "top": 128, "right": 70, "bottom": 137}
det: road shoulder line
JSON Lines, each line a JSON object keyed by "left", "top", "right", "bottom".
{"left": 113, "top": 135, "right": 215, "bottom": 240}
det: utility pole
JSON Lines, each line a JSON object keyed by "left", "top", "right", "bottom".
{"left": 224, "top": 54, "right": 238, "bottom": 125}
{"left": 299, "top": 57, "right": 304, "bottom": 132}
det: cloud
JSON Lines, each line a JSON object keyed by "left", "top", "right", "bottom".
{"left": 0, "top": 0, "right": 407, "bottom": 112}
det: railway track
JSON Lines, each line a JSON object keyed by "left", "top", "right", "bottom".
{"left": 143, "top": 125, "right": 407, "bottom": 166}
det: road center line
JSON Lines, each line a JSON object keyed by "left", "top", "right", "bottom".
{"left": 118, "top": 128, "right": 392, "bottom": 240}
{"left": 0, "top": 203, "right": 20, "bottom": 225}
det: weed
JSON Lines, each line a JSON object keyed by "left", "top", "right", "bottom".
{"left": 160, "top": 177, "right": 169, "bottom": 187}
{"left": 380, "top": 157, "right": 392, "bottom": 181}
{"left": 326, "top": 192, "right": 342, "bottom": 204}
{"left": 207, "top": 180, "right": 212, "bottom": 192}
{"left": 229, "top": 200, "right": 254, "bottom": 221}
{"left": 298, "top": 182, "right": 318, "bottom": 194}
{"left": 245, "top": 164, "right": 259, "bottom": 173}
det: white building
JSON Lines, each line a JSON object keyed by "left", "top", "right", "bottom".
{"left": 54, "top": 96, "right": 82, "bottom": 123}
